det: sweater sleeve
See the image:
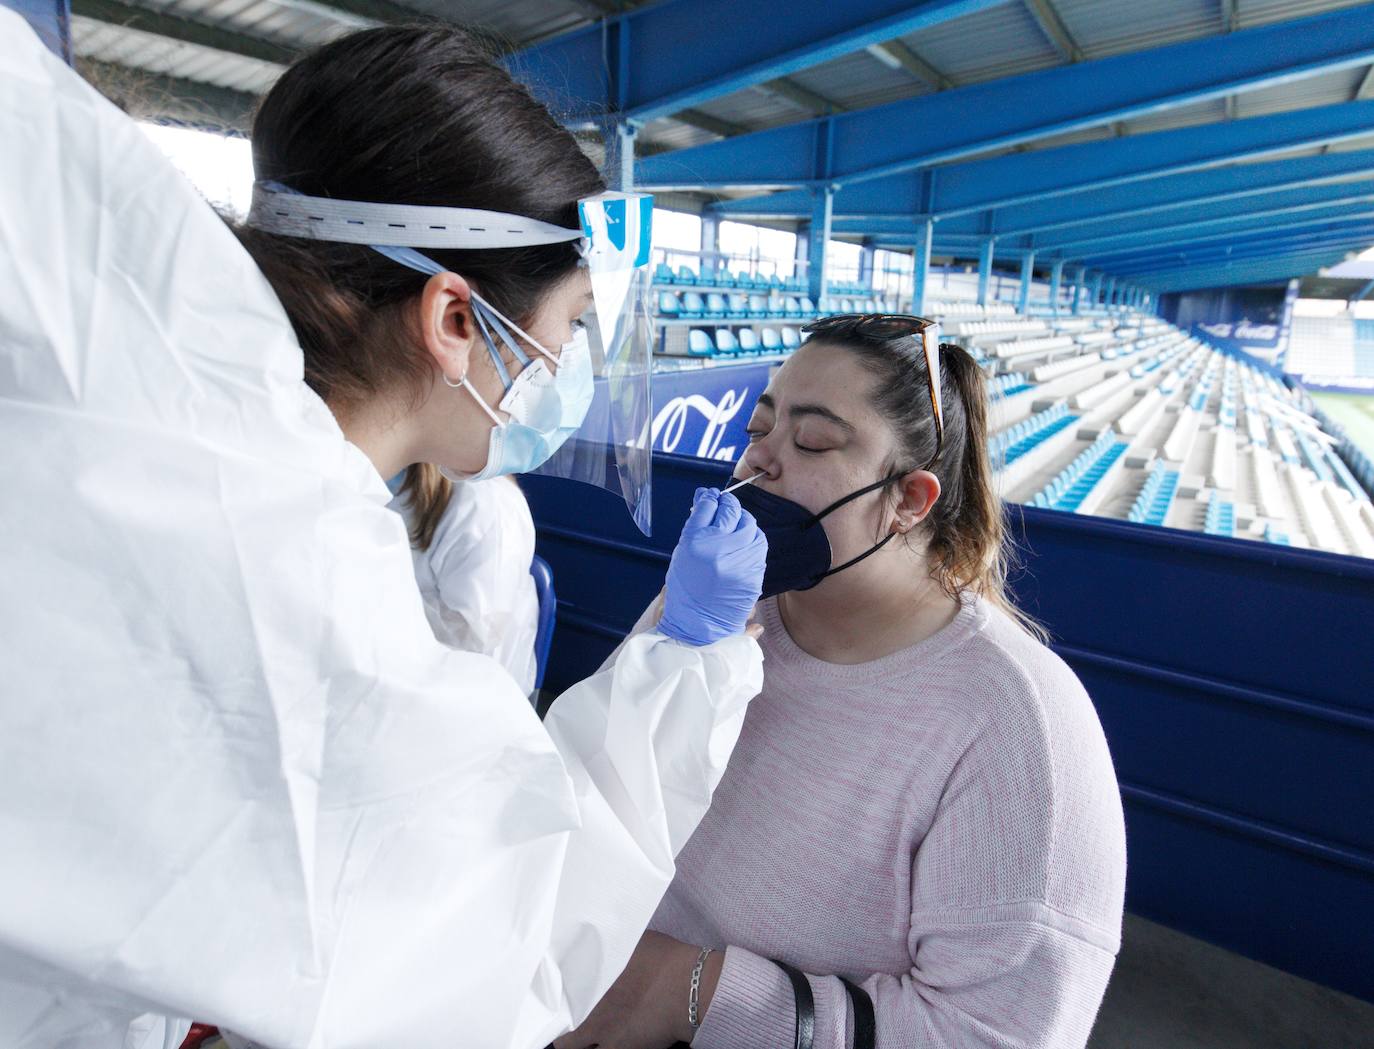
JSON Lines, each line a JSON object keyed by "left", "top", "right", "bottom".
{"left": 693, "top": 912, "right": 1115, "bottom": 1049}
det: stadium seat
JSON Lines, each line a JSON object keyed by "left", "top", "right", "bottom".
{"left": 657, "top": 291, "right": 680, "bottom": 319}
{"left": 680, "top": 292, "right": 704, "bottom": 318}
{"left": 748, "top": 294, "right": 769, "bottom": 319}
{"left": 704, "top": 292, "right": 727, "bottom": 319}
{"left": 782, "top": 326, "right": 802, "bottom": 349}
{"left": 737, "top": 328, "right": 761, "bottom": 354}
{"left": 767, "top": 294, "right": 786, "bottom": 317}
{"left": 687, "top": 329, "right": 714, "bottom": 357}
{"left": 727, "top": 294, "right": 749, "bottom": 319}
{"left": 714, "top": 328, "right": 740, "bottom": 355}
{"left": 655, "top": 262, "right": 676, "bottom": 285}
{"left": 783, "top": 296, "right": 802, "bottom": 318}
{"left": 761, "top": 327, "right": 783, "bottom": 353}
{"left": 677, "top": 264, "right": 698, "bottom": 285}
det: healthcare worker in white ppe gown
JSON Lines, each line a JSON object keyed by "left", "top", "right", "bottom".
{"left": 0, "top": 17, "right": 769, "bottom": 1049}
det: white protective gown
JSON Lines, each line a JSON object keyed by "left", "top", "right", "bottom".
{"left": 0, "top": 16, "right": 762, "bottom": 1049}
{"left": 389, "top": 478, "right": 541, "bottom": 696}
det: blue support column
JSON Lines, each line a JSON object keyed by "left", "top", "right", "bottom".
{"left": 700, "top": 210, "right": 720, "bottom": 274}
{"left": 1072, "top": 267, "right": 1085, "bottom": 314}
{"left": 911, "top": 219, "right": 933, "bottom": 316}
{"left": 1049, "top": 259, "right": 1064, "bottom": 315}
{"left": 1017, "top": 251, "right": 1035, "bottom": 315}
{"left": 858, "top": 241, "right": 875, "bottom": 291}
{"left": 1091, "top": 272, "right": 1103, "bottom": 308}
{"left": 601, "top": 118, "right": 638, "bottom": 192}
{"left": 808, "top": 187, "right": 834, "bottom": 304}
{"left": 1106, "top": 277, "right": 1118, "bottom": 309}
{"left": 976, "top": 237, "right": 995, "bottom": 307}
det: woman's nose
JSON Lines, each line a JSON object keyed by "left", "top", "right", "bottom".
{"left": 740, "top": 443, "right": 779, "bottom": 481}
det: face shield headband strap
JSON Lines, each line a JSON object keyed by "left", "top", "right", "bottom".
{"left": 247, "top": 180, "right": 585, "bottom": 250}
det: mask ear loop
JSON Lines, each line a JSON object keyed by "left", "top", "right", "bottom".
{"left": 805, "top": 471, "right": 909, "bottom": 581}
{"left": 444, "top": 370, "right": 503, "bottom": 426}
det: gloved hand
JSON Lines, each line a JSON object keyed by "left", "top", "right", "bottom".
{"left": 658, "top": 488, "right": 768, "bottom": 647}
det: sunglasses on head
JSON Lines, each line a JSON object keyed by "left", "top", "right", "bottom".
{"left": 802, "top": 313, "right": 945, "bottom": 462}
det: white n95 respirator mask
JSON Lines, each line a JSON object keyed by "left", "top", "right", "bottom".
{"left": 441, "top": 292, "right": 594, "bottom": 481}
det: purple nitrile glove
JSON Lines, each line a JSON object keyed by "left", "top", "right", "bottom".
{"left": 658, "top": 488, "right": 768, "bottom": 647}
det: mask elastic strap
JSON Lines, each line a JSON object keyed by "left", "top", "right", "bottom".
{"left": 818, "top": 532, "right": 898, "bottom": 580}
{"left": 470, "top": 305, "right": 517, "bottom": 387}
{"left": 806, "top": 472, "right": 906, "bottom": 527}
{"left": 469, "top": 290, "right": 560, "bottom": 368}
{"left": 445, "top": 372, "right": 504, "bottom": 427}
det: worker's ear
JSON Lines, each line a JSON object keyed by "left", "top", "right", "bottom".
{"left": 417, "top": 271, "right": 478, "bottom": 384}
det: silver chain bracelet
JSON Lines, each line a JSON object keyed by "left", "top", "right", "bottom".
{"left": 688, "top": 946, "right": 715, "bottom": 1029}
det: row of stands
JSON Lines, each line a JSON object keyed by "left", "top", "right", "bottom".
{"left": 1127, "top": 460, "right": 1181, "bottom": 526}
{"left": 988, "top": 402, "right": 1079, "bottom": 468}
{"left": 959, "top": 300, "right": 1373, "bottom": 556}
{"left": 1030, "top": 430, "right": 1131, "bottom": 514}
{"left": 654, "top": 262, "right": 807, "bottom": 293}
{"left": 684, "top": 326, "right": 804, "bottom": 358}
{"left": 658, "top": 291, "right": 885, "bottom": 322}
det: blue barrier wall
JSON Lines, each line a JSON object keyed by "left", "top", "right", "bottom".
{"left": 649, "top": 362, "right": 773, "bottom": 462}
{"left": 524, "top": 453, "right": 1374, "bottom": 1002}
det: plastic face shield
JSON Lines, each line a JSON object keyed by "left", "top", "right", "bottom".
{"left": 246, "top": 182, "right": 656, "bottom": 534}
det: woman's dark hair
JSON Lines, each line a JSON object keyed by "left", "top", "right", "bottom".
{"left": 809, "top": 325, "right": 1044, "bottom": 640}
{"left": 232, "top": 25, "right": 604, "bottom": 548}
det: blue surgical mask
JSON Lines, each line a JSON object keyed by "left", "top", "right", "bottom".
{"left": 441, "top": 294, "right": 595, "bottom": 482}
{"left": 733, "top": 474, "right": 903, "bottom": 597}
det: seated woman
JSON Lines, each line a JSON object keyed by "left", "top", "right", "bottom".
{"left": 557, "top": 315, "right": 1127, "bottom": 1049}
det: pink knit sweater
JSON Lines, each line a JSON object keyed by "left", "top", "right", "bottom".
{"left": 650, "top": 593, "right": 1127, "bottom": 1049}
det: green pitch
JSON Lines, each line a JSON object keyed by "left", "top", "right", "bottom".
{"left": 1310, "top": 392, "right": 1374, "bottom": 462}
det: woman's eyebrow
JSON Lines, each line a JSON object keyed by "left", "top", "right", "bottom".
{"left": 787, "top": 402, "right": 855, "bottom": 434}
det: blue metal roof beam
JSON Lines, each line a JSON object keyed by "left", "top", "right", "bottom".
{"left": 1100, "top": 225, "right": 1374, "bottom": 274}
{"left": 1134, "top": 252, "right": 1360, "bottom": 291}
{"left": 1032, "top": 182, "right": 1374, "bottom": 255}
{"left": 510, "top": 0, "right": 1008, "bottom": 123}
{"left": 635, "top": 4, "right": 1374, "bottom": 188}
{"left": 1071, "top": 209, "right": 1374, "bottom": 263}
{"left": 707, "top": 101, "right": 1374, "bottom": 219}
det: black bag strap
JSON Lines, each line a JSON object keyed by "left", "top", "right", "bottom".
{"left": 773, "top": 959, "right": 815, "bottom": 1049}
{"left": 839, "top": 977, "right": 876, "bottom": 1049}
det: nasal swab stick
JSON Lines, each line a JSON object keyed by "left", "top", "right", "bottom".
{"left": 721, "top": 471, "right": 765, "bottom": 495}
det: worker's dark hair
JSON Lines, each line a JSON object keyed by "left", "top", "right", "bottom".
{"left": 231, "top": 25, "right": 603, "bottom": 549}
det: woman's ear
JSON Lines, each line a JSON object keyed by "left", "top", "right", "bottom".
{"left": 417, "top": 271, "right": 476, "bottom": 384}
{"left": 893, "top": 470, "right": 941, "bottom": 533}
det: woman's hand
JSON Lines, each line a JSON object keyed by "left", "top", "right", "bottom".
{"left": 553, "top": 931, "right": 724, "bottom": 1049}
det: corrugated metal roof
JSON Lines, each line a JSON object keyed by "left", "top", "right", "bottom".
{"left": 72, "top": 16, "right": 283, "bottom": 94}
{"left": 1054, "top": 0, "right": 1219, "bottom": 60}
{"left": 788, "top": 51, "right": 924, "bottom": 111}
{"left": 902, "top": 2, "right": 1062, "bottom": 86}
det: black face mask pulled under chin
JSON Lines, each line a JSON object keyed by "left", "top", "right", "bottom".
{"left": 734, "top": 474, "right": 904, "bottom": 598}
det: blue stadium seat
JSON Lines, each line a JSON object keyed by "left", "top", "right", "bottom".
{"left": 704, "top": 292, "right": 727, "bottom": 319}
{"left": 737, "top": 328, "right": 761, "bottom": 354}
{"left": 783, "top": 296, "right": 802, "bottom": 318}
{"left": 657, "top": 291, "right": 680, "bottom": 319}
{"left": 766, "top": 294, "right": 786, "bottom": 317}
{"left": 714, "top": 328, "right": 740, "bottom": 355}
{"left": 801, "top": 296, "right": 818, "bottom": 318}
{"left": 677, "top": 264, "right": 697, "bottom": 285}
{"left": 530, "top": 555, "right": 556, "bottom": 697}
{"left": 727, "top": 294, "right": 749, "bottom": 319}
{"left": 654, "top": 262, "right": 676, "bottom": 285}
{"left": 781, "top": 326, "right": 802, "bottom": 349}
{"left": 748, "top": 294, "right": 769, "bottom": 319}
{"left": 761, "top": 327, "right": 782, "bottom": 353}
{"left": 687, "top": 328, "right": 714, "bottom": 357}
{"left": 680, "top": 291, "right": 704, "bottom": 318}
